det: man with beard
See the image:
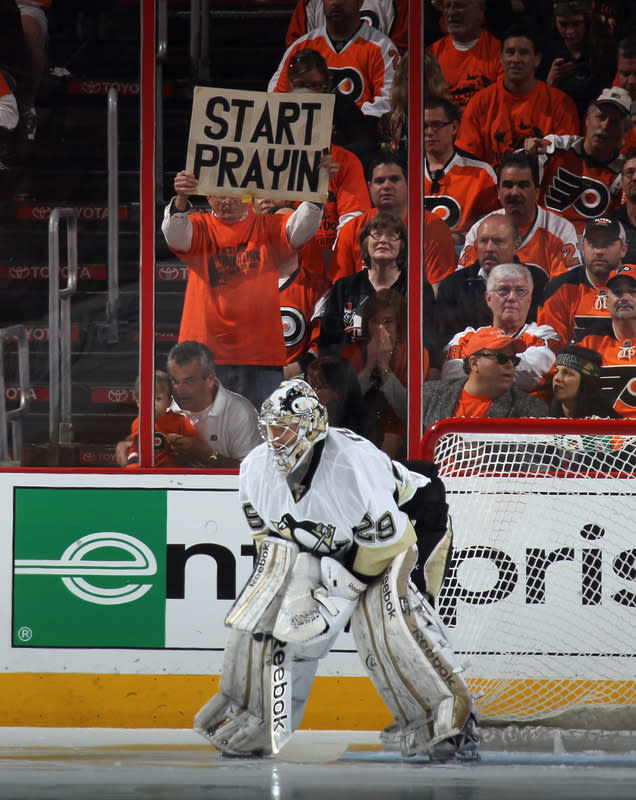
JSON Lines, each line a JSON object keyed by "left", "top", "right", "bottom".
{"left": 576, "top": 264, "right": 636, "bottom": 418}
{"left": 524, "top": 87, "right": 632, "bottom": 234}
{"left": 458, "top": 152, "right": 581, "bottom": 279}
{"left": 538, "top": 216, "right": 627, "bottom": 347}
{"left": 609, "top": 151, "right": 636, "bottom": 264}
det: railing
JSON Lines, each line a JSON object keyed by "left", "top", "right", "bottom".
{"left": 0, "top": 326, "right": 31, "bottom": 465}
{"left": 106, "top": 86, "right": 120, "bottom": 343}
{"left": 156, "top": 0, "right": 168, "bottom": 202}
{"left": 48, "top": 208, "right": 78, "bottom": 447}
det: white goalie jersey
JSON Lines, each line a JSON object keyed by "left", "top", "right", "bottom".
{"left": 239, "top": 427, "right": 429, "bottom": 581}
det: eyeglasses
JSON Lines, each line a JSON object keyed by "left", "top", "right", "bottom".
{"left": 290, "top": 80, "right": 327, "bottom": 91}
{"left": 490, "top": 286, "right": 530, "bottom": 299}
{"left": 424, "top": 121, "right": 453, "bottom": 133}
{"left": 369, "top": 230, "right": 401, "bottom": 242}
{"left": 474, "top": 351, "right": 521, "bottom": 366}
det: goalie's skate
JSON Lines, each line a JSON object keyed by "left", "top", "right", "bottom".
{"left": 428, "top": 713, "right": 480, "bottom": 763}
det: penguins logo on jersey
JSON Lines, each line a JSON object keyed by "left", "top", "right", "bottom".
{"left": 273, "top": 512, "right": 345, "bottom": 555}
{"left": 544, "top": 169, "right": 611, "bottom": 218}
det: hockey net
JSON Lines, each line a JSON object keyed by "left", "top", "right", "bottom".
{"left": 419, "top": 418, "right": 636, "bottom": 740}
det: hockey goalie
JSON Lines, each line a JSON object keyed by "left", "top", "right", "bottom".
{"left": 194, "top": 378, "right": 479, "bottom": 761}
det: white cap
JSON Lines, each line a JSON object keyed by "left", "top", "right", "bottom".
{"left": 595, "top": 87, "right": 633, "bottom": 116}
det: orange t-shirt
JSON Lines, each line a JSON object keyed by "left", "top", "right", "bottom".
{"left": 456, "top": 78, "right": 580, "bottom": 173}
{"left": 428, "top": 29, "right": 504, "bottom": 108}
{"left": 454, "top": 388, "right": 493, "bottom": 418}
{"left": 171, "top": 210, "right": 292, "bottom": 366}
{"left": 318, "top": 144, "right": 371, "bottom": 253}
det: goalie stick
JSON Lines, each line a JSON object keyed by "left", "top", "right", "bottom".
{"left": 270, "top": 637, "right": 294, "bottom": 756}
{"left": 270, "top": 637, "right": 350, "bottom": 763}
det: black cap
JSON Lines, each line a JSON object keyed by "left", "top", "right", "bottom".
{"left": 583, "top": 217, "right": 626, "bottom": 241}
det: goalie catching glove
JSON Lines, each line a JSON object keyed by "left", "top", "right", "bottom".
{"left": 273, "top": 555, "right": 367, "bottom": 646}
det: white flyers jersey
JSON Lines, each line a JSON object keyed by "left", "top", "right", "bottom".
{"left": 442, "top": 322, "right": 560, "bottom": 392}
{"left": 239, "top": 428, "right": 426, "bottom": 579}
{"left": 458, "top": 206, "right": 582, "bottom": 278}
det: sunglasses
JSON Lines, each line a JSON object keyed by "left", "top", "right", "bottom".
{"left": 474, "top": 351, "right": 521, "bottom": 366}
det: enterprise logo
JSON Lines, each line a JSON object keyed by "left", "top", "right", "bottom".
{"left": 14, "top": 532, "right": 157, "bottom": 605}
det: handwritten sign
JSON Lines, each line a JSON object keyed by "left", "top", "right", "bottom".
{"left": 185, "top": 87, "right": 335, "bottom": 203}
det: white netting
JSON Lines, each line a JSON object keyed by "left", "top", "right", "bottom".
{"left": 430, "top": 426, "right": 636, "bottom": 731}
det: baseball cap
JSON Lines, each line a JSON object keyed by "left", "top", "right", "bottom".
{"left": 553, "top": 1, "right": 592, "bottom": 14}
{"left": 606, "top": 264, "right": 636, "bottom": 289}
{"left": 583, "top": 217, "right": 626, "bottom": 241}
{"left": 594, "top": 87, "right": 633, "bottom": 116}
{"left": 464, "top": 327, "right": 527, "bottom": 358}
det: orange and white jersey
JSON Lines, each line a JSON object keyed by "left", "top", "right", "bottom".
{"left": 455, "top": 78, "right": 580, "bottom": 173}
{"left": 279, "top": 267, "right": 332, "bottom": 365}
{"left": 535, "top": 135, "right": 624, "bottom": 235}
{"left": 424, "top": 150, "right": 498, "bottom": 236}
{"left": 538, "top": 265, "right": 611, "bottom": 347}
{"left": 286, "top": 0, "right": 408, "bottom": 53}
{"left": 458, "top": 206, "right": 582, "bottom": 279}
{"left": 428, "top": 29, "right": 504, "bottom": 108}
{"left": 576, "top": 329, "right": 636, "bottom": 418}
{"left": 268, "top": 24, "right": 400, "bottom": 118}
{"left": 441, "top": 322, "right": 559, "bottom": 393}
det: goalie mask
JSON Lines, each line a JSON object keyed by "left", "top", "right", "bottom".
{"left": 259, "top": 379, "right": 328, "bottom": 473}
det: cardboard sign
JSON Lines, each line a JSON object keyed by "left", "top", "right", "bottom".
{"left": 185, "top": 87, "right": 335, "bottom": 203}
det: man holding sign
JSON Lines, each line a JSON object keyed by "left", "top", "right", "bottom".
{"left": 162, "top": 88, "right": 333, "bottom": 409}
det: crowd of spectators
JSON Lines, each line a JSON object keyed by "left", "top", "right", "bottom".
{"left": 122, "top": 0, "right": 636, "bottom": 467}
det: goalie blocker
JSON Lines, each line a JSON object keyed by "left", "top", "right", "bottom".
{"left": 194, "top": 378, "right": 478, "bottom": 761}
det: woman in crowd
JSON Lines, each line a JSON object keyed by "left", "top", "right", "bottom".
{"left": 550, "top": 344, "right": 621, "bottom": 418}
{"left": 342, "top": 289, "right": 429, "bottom": 459}
{"left": 321, "top": 213, "right": 417, "bottom": 351}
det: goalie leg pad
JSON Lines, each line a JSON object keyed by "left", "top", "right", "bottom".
{"left": 351, "top": 546, "right": 474, "bottom": 758}
{"left": 225, "top": 537, "right": 299, "bottom": 634}
{"left": 194, "top": 630, "right": 321, "bottom": 757}
{"left": 194, "top": 629, "right": 272, "bottom": 756}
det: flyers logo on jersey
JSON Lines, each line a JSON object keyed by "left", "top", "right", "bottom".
{"left": 328, "top": 67, "right": 364, "bottom": 103}
{"left": 424, "top": 195, "right": 461, "bottom": 230}
{"left": 545, "top": 169, "right": 610, "bottom": 218}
